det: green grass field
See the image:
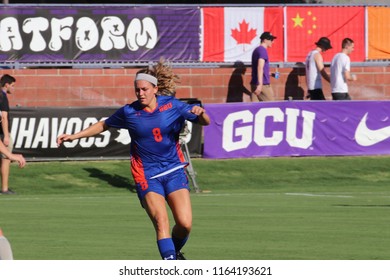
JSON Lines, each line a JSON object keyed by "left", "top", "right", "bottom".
{"left": 1, "top": 156, "right": 390, "bottom": 260}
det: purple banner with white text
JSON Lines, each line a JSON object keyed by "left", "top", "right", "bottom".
{"left": 204, "top": 101, "right": 390, "bottom": 159}
{"left": 0, "top": 6, "right": 199, "bottom": 62}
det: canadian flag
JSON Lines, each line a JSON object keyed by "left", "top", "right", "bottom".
{"left": 201, "top": 7, "right": 284, "bottom": 62}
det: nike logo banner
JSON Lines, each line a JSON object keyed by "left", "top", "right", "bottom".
{"left": 355, "top": 113, "right": 390, "bottom": 147}
{"left": 203, "top": 101, "right": 390, "bottom": 159}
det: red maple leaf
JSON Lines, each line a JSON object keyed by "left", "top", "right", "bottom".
{"left": 231, "top": 20, "right": 257, "bottom": 46}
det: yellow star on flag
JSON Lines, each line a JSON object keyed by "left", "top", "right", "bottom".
{"left": 292, "top": 13, "right": 304, "bottom": 28}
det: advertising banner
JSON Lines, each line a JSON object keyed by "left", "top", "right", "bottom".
{"left": 204, "top": 101, "right": 390, "bottom": 159}
{"left": 10, "top": 107, "right": 202, "bottom": 160}
{"left": 0, "top": 6, "right": 200, "bottom": 62}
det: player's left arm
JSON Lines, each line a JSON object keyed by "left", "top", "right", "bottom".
{"left": 57, "top": 121, "right": 108, "bottom": 146}
{"left": 190, "top": 106, "right": 210, "bottom": 126}
{"left": 175, "top": 98, "right": 210, "bottom": 126}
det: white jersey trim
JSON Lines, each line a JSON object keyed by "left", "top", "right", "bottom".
{"left": 149, "top": 164, "right": 187, "bottom": 179}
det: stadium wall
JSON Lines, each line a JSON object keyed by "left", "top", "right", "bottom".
{"left": 1, "top": 65, "right": 389, "bottom": 107}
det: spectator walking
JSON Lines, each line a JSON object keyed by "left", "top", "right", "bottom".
{"left": 250, "top": 32, "right": 277, "bottom": 101}
{"left": 305, "top": 37, "right": 332, "bottom": 100}
{"left": 330, "top": 38, "right": 357, "bottom": 100}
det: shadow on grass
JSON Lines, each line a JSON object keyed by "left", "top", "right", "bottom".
{"left": 84, "top": 168, "right": 137, "bottom": 193}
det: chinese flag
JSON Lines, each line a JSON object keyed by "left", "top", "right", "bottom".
{"left": 368, "top": 7, "right": 390, "bottom": 59}
{"left": 202, "top": 7, "right": 283, "bottom": 62}
{"left": 286, "top": 6, "right": 365, "bottom": 62}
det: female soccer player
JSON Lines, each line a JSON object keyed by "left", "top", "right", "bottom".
{"left": 57, "top": 61, "right": 210, "bottom": 260}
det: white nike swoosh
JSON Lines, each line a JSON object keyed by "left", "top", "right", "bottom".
{"left": 355, "top": 113, "right": 390, "bottom": 146}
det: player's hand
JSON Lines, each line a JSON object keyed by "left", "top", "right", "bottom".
{"left": 191, "top": 106, "right": 206, "bottom": 116}
{"left": 190, "top": 106, "right": 210, "bottom": 125}
{"left": 57, "top": 134, "right": 74, "bottom": 147}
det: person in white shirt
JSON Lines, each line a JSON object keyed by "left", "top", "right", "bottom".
{"left": 305, "top": 37, "right": 332, "bottom": 100}
{"left": 330, "top": 38, "right": 357, "bottom": 100}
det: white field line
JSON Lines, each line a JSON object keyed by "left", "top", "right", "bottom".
{"left": 3, "top": 192, "right": 390, "bottom": 201}
{"left": 0, "top": 195, "right": 127, "bottom": 202}
{"left": 194, "top": 192, "right": 356, "bottom": 198}
{"left": 284, "top": 193, "right": 354, "bottom": 198}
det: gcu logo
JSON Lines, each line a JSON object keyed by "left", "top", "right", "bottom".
{"left": 222, "top": 108, "right": 316, "bottom": 152}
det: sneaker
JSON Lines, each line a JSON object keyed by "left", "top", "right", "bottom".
{"left": 176, "top": 251, "right": 187, "bottom": 260}
{"left": 1, "top": 189, "right": 16, "bottom": 195}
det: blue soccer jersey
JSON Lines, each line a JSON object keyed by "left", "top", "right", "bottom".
{"left": 105, "top": 95, "right": 199, "bottom": 183}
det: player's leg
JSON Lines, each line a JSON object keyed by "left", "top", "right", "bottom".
{"left": 167, "top": 188, "right": 192, "bottom": 259}
{"left": 142, "top": 192, "right": 176, "bottom": 260}
{"left": 168, "top": 189, "right": 192, "bottom": 241}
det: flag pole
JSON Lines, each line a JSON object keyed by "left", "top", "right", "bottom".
{"left": 283, "top": 6, "right": 287, "bottom": 63}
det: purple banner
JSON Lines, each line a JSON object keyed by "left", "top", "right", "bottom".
{"left": 0, "top": 6, "right": 199, "bottom": 62}
{"left": 204, "top": 101, "right": 390, "bottom": 158}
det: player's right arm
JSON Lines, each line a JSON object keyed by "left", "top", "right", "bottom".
{"left": 57, "top": 120, "right": 109, "bottom": 146}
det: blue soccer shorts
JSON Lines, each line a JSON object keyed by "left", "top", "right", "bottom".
{"left": 136, "top": 168, "right": 190, "bottom": 201}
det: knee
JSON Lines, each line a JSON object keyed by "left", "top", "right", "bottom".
{"left": 175, "top": 220, "right": 192, "bottom": 235}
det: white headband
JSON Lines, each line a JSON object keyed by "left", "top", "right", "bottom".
{"left": 135, "top": 73, "right": 158, "bottom": 86}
